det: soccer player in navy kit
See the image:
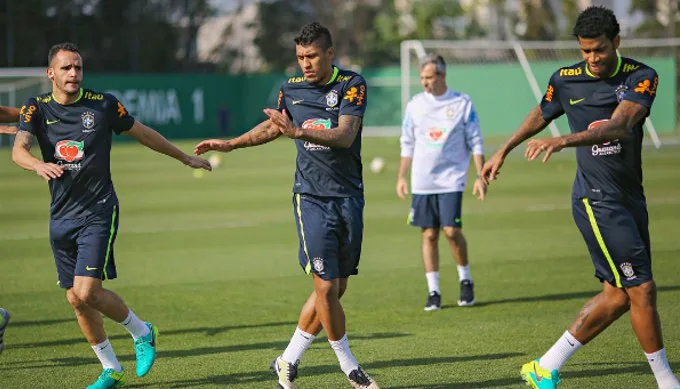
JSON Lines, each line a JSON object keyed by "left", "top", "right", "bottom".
{"left": 195, "top": 23, "right": 378, "bottom": 389}
{"left": 481, "top": 7, "right": 680, "bottom": 389}
{"left": 12, "top": 42, "right": 211, "bottom": 389}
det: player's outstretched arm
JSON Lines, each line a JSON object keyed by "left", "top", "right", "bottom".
{"left": 0, "top": 105, "right": 20, "bottom": 134}
{"left": 0, "top": 105, "right": 19, "bottom": 123}
{"left": 525, "top": 100, "right": 648, "bottom": 163}
{"left": 12, "top": 131, "right": 64, "bottom": 180}
{"left": 264, "top": 109, "right": 360, "bottom": 149}
{"left": 194, "top": 119, "right": 281, "bottom": 155}
{"left": 125, "top": 121, "right": 211, "bottom": 170}
{"left": 481, "top": 105, "right": 550, "bottom": 184}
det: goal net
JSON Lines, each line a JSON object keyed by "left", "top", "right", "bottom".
{"left": 399, "top": 38, "right": 680, "bottom": 147}
{"left": 0, "top": 68, "right": 50, "bottom": 147}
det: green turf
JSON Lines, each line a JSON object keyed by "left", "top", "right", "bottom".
{"left": 0, "top": 138, "right": 679, "bottom": 388}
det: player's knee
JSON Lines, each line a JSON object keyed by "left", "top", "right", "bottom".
{"left": 338, "top": 280, "right": 348, "bottom": 298}
{"left": 66, "top": 288, "right": 87, "bottom": 309}
{"left": 71, "top": 286, "right": 101, "bottom": 307}
{"left": 315, "top": 279, "right": 339, "bottom": 299}
{"left": 443, "top": 227, "right": 463, "bottom": 242}
{"left": 628, "top": 280, "right": 657, "bottom": 307}
{"left": 422, "top": 228, "right": 439, "bottom": 242}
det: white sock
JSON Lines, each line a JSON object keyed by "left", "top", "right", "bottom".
{"left": 539, "top": 331, "right": 583, "bottom": 371}
{"left": 457, "top": 265, "right": 471, "bottom": 282}
{"left": 646, "top": 348, "right": 680, "bottom": 389}
{"left": 281, "top": 327, "right": 316, "bottom": 364}
{"left": 425, "top": 271, "right": 440, "bottom": 294}
{"left": 92, "top": 339, "right": 122, "bottom": 372}
{"left": 329, "top": 334, "right": 360, "bottom": 376}
{"left": 119, "top": 310, "right": 149, "bottom": 340}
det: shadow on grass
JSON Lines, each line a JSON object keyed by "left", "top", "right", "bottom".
{"left": 9, "top": 318, "right": 74, "bottom": 327}
{"left": 465, "top": 285, "right": 680, "bottom": 309}
{"left": 123, "top": 352, "right": 523, "bottom": 388}
{"left": 1, "top": 332, "right": 411, "bottom": 371}
{"left": 7, "top": 320, "right": 297, "bottom": 350}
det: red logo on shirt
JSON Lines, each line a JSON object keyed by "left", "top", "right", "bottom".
{"left": 427, "top": 127, "right": 445, "bottom": 142}
{"left": 55, "top": 140, "right": 85, "bottom": 162}
{"left": 302, "top": 118, "right": 331, "bottom": 130}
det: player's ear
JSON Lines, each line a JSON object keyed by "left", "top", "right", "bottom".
{"left": 326, "top": 46, "right": 334, "bottom": 60}
{"left": 612, "top": 35, "right": 620, "bottom": 50}
{"left": 46, "top": 67, "right": 54, "bottom": 81}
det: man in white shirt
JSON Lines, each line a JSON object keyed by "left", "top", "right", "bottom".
{"left": 397, "top": 54, "right": 486, "bottom": 311}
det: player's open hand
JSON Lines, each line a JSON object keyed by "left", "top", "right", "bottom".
{"left": 183, "top": 155, "right": 212, "bottom": 171}
{"left": 396, "top": 177, "right": 409, "bottom": 200}
{"left": 525, "top": 137, "right": 565, "bottom": 163}
{"left": 194, "top": 139, "right": 234, "bottom": 155}
{"left": 472, "top": 178, "right": 487, "bottom": 200}
{"left": 263, "top": 109, "right": 301, "bottom": 139}
{"left": 35, "top": 162, "right": 64, "bottom": 181}
{"left": 0, "top": 125, "right": 17, "bottom": 135}
{"left": 480, "top": 152, "right": 504, "bottom": 185}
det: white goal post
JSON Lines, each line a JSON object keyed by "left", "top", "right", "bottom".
{"left": 400, "top": 38, "right": 680, "bottom": 148}
{"left": 0, "top": 67, "right": 51, "bottom": 147}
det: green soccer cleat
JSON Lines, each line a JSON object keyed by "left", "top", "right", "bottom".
{"left": 134, "top": 322, "right": 158, "bottom": 377}
{"left": 521, "top": 359, "right": 561, "bottom": 389}
{"left": 0, "top": 308, "right": 10, "bottom": 355}
{"left": 86, "top": 368, "right": 126, "bottom": 389}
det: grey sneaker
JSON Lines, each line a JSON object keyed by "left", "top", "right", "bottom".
{"left": 0, "top": 308, "right": 10, "bottom": 355}
{"left": 458, "top": 280, "right": 475, "bottom": 306}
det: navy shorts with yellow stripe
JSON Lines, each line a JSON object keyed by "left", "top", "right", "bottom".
{"left": 410, "top": 192, "right": 463, "bottom": 228}
{"left": 50, "top": 204, "right": 120, "bottom": 289}
{"left": 572, "top": 197, "right": 651, "bottom": 288}
{"left": 292, "top": 194, "right": 364, "bottom": 280}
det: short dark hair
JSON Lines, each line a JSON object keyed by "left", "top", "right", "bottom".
{"left": 48, "top": 42, "right": 80, "bottom": 65}
{"left": 294, "top": 22, "right": 333, "bottom": 50}
{"left": 573, "top": 6, "right": 620, "bottom": 41}
{"left": 420, "top": 54, "right": 446, "bottom": 74}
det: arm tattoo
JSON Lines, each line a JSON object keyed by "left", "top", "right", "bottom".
{"left": 502, "top": 106, "right": 550, "bottom": 153}
{"left": 297, "top": 115, "right": 361, "bottom": 149}
{"left": 561, "top": 100, "right": 648, "bottom": 147}
{"left": 238, "top": 120, "right": 281, "bottom": 148}
{"left": 14, "top": 130, "right": 33, "bottom": 151}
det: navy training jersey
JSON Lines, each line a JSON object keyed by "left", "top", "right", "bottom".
{"left": 18, "top": 88, "right": 135, "bottom": 219}
{"left": 277, "top": 66, "right": 367, "bottom": 197}
{"left": 540, "top": 57, "right": 658, "bottom": 202}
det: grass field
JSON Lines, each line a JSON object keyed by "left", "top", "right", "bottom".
{"left": 0, "top": 137, "right": 679, "bottom": 388}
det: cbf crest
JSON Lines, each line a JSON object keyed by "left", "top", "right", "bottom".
{"left": 312, "top": 257, "right": 325, "bottom": 273}
{"left": 620, "top": 262, "right": 636, "bottom": 280}
{"left": 81, "top": 111, "right": 95, "bottom": 129}
{"left": 615, "top": 84, "right": 629, "bottom": 103}
{"left": 326, "top": 90, "right": 339, "bottom": 107}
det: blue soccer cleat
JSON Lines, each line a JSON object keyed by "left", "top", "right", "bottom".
{"left": 86, "top": 368, "right": 126, "bottom": 389}
{"left": 521, "top": 359, "right": 561, "bottom": 388}
{"left": 134, "top": 322, "right": 158, "bottom": 377}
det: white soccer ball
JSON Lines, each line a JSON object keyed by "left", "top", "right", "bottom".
{"left": 369, "top": 157, "right": 385, "bottom": 173}
{"left": 208, "top": 154, "right": 222, "bottom": 169}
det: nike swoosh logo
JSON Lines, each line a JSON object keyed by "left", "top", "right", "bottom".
{"left": 534, "top": 365, "right": 543, "bottom": 382}
{"left": 46, "top": 119, "right": 60, "bottom": 125}
{"left": 85, "top": 266, "right": 98, "bottom": 271}
{"left": 569, "top": 98, "right": 585, "bottom": 105}
{"left": 292, "top": 99, "right": 304, "bottom": 105}
{"left": 566, "top": 339, "right": 575, "bottom": 347}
